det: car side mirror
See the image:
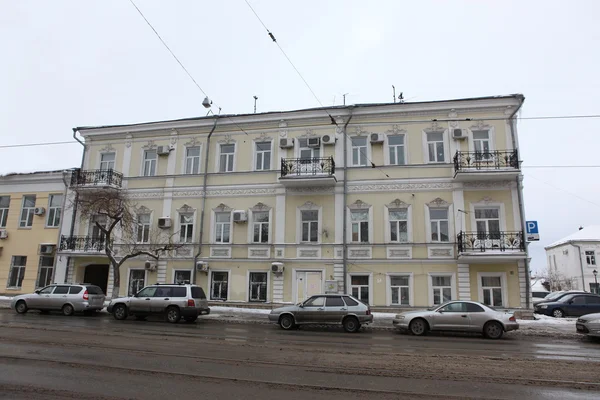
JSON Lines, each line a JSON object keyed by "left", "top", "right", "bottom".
{"left": 568, "top": 300, "right": 573, "bottom": 304}
{"left": 437, "top": 309, "right": 443, "bottom": 313}
{"left": 34, "top": 290, "right": 40, "bottom": 294}
{"left": 299, "top": 304, "right": 304, "bottom": 308}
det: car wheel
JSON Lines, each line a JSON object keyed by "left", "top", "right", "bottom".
{"left": 166, "top": 306, "right": 181, "bottom": 323}
{"left": 135, "top": 315, "right": 147, "bottom": 321}
{"left": 62, "top": 304, "right": 75, "bottom": 317}
{"left": 113, "top": 304, "right": 128, "bottom": 320}
{"left": 279, "top": 314, "right": 295, "bottom": 330}
{"left": 552, "top": 308, "right": 565, "bottom": 318}
{"left": 484, "top": 321, "right": 504, "bottom": 339}
{"left": 184, "top": 316, "right": 198, "bottom": 323}
{"left": 15, "top": 301, "right": 28, "bottom": 314}
{"left": 343, "top": 316, "right": 360, "bottom": 333}
{"left": 409, "top": 318, "right": 428, "bottom": 336}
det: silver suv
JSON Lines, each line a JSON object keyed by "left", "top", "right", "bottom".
{"left": 11, "top": 284, "right": 106, "bottom": 316}
{"left": 107, "top": 284, "right": 210, "bottom": 323}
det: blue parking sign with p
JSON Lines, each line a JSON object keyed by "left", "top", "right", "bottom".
{"left": 526, "top": 221, "right": 539, "bottom": 241}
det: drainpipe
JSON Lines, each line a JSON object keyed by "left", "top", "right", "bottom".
{"left": 571, "top": 242, "right": 586, "bottom": 291}
{"left": 342, "top": 107, "right": 354, "bottom": 294}
{"left": 193, "top": 114, "right": 220, "bottom": 284}
{"left": 506, "top": 97, "right": 531, "bottom": 308}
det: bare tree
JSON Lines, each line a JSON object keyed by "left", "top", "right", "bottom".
{"left": 543, "top": 266, "right": 573, "bottom": 291}
{"left": 73, "top": 188, "right": 181, "bottom": 299}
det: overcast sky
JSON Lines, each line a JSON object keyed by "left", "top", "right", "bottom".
{"left": 1, "top": 0, "right": 599, "bottom": 274}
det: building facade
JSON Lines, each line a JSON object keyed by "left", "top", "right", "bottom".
{"left": 0, "top": 171, "right": 66, "bottom": 295}
{"left": 545, "top": 226, "right": 600, "bottom": 294}
{"left": 55, "top": 95, "right": 531, "bottom": 308}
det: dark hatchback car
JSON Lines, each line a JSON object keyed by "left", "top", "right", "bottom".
{"left": 533, "top": 290, "right": 587, "bottom": 306}
{"left": 534, "top": 293, "right": 600, "bottom": 318}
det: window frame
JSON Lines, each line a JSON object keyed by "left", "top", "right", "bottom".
{"left": 99, "top": 151, "right": 116, "bottom": 171}
{"left": 36, "top": 256, "right": 54, "bottom": 288}
{"left": 350, "top": 136, "right": 369, "bottom": 167}
{"left": 179, "top": 213, "right": 195, "bottom": 243}
{"left": 474, "top": 207, "right": 501, "bottom": 237}
{"left": 301, "top": 209, "right": 320, "bottom": 243}
{"left": 142, "top": 149, "right": 158, "bottom": 177}
{"left": 213, "top": 211, "right": 232, "bottom": 244}
{"left": 585, "top": 250, "right": 596, "bottom": 266}
{"left": 347, "top": 272, "right": 373, "bottom": 305}
{"left": 422, "top": 129, "right": 449, "bottom": 164}
{"left": 19, "top": 195, "right": 36, "bottom": 228}
{"left": 428, "top": 273, "right": 456, "bottom": 307}
{"left": 386, "top": 273, "right": 413, "bottom": 306}
{"left": 254, "top": 140, "right": 273, "bottom": 171}
{"left": 251, "top": 210, "right": 270, "bottom": 244}
{"left": 477, "top": 272, "right": 508, "bottom": 308}
{"left": 350, "top": 209, "right": 370, "bottom": 243}
{"left": 127, "top": 269, "right": 147, "bottom": 296}
{"left": 467, "top": 126, "right": 496, "bottom": 154}
{"left": 209, "top": 270, "right": 230, "bottom": 301}
{"left": 184, "top": 145, "right": 202, "bottom": 175}
{"left": 0, "top": 196, "right": 10, "bottom": 228}
{"left": 247, "top": 270, "right": 269, "bottom": 302}
{"left": 385, "top": 134, "right": 407, "bottom": 166}
{"left": 46, "top": 194, "right": 63, "bottom": 228}
{"left": 387, "top": 207, "right": 410, "bottom": 243}
{"left": 136, "top": 213, "right": 152, "bottom": 244}
{"left": 173, "top": 269, "right": 192, "bottom": 284}
{"left": 218, "top": 143, "right": 236, "bottom": 173}
{"left": 7, "top": 256, "right": 27, "bottom": 289}
{"left": 424, "top": 131, "right": 446, "bottom": 163}
{"left": 429, "top": 207, "right": 450, "bottom": 243}
{"left": 469, "top": 201, "right": 507, "bottom": 235}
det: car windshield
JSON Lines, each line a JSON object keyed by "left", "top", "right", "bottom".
{"left": 558, "top": 294, "right": 576, "bottom": 303}
{"left": 544, "top": 292, "right": 564, "bottom": 301}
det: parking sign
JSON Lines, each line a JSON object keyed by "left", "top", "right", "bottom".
{"left": 526, "top": 221, "right": 539, "bottom": 241}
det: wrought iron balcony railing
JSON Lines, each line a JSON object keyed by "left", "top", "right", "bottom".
{"left": 457, "top": 231, "right": 525, "bottom": 253}
{"left": 70, "top": 169, "right": 123, "bottom": 188}
{"left": 453, "top": 150, "right": 519, "bottom": 172}
{"left": 59, "top": 235, "right": 111, "bottom": 252}
{"left": 280, "top": 157, "right": 335, "bottom": 177}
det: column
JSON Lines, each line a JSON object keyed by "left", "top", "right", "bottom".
{"left": 272, "top": 273, "right": 284, "bottom": 304}
{"left": 157, "top": 260, "right": 168, "bottom": 284}
{"left": 457, "top": 263, "right": 471, "bottom": 300}
{"left": 518, "top": 260, "right": 528, "bottom": 308}
{"left": 274, "top": 191, "right": 286, "bottom": 259}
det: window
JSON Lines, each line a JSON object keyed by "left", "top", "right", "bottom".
{"left": 304, "top": 296, "right": 325, "bottom": 307}
{"left": 174, "top": 270, "right": 191, "bottom": 284}
{"left": 343, "top": 296, "right": 359, "bottom": 306}
{"left": 37, "top": 256, "right": 54, "bottom": 288}
{"left": 591, "top": 283, "right": 600, "bottom": 295}
{"left": 46, "top": 194, "right": 63, "bottom": 228}
{"left": 86, "top": 286, "right": 104, "bottom": 295}
{"left": 0, "top": 196, "right": 9, "bottom": 228}
{"left": 89, "top": 214, "right": 106, "bottom": 242}
{"left": 219, "top": 144, "right": 235, "bottom": 172}
{"left": 430, "top": 208, "right": 449, "bottom": 242}
{"left": 179, "top": 214, "right": 194, "bottom": 243}
{"left": 249, "top": 272, "right": 268, "bottom": 302}
{"left": 7, "top": 256, "right": 27, "bottom": 288}
{"left": 211, "top": 271, "right": 229, "bottom": 300}
{"left": 185, "top": 146, "right": 201, "bottom": 174}
{"left": 136, "top": 286, "right": 156, "bottom": 298}
{"left": 390, "top": 275, "right": 410, "bottom": 305}
{"left": 143, "top": 150, "right": 157, "bottom": 176}
{"left": 252, "top": 211, "right": 269, "bottom": 243}
{"left": 426, "top": 131, "right": 445, "bottom": 162}
{"left": 298, "top": 138, "right": 320, "bottom": 159}
{"left": 39, "top": 286, "right": 55, "bottom": 294}
{"left": 466, "top": 303, "right": 485, "bottom": 312}
{"left": 100, "top": 152, "right": 116, "bottom": 171}
{"left": 389, "top": 208, "right": 408, "bottom": 242}
{"left": 475, "top": 208, "right": 500, "bottom": 239}
{"left": 431, "top": 275, "right": 452, "bottom": 305}
{"left": 351, "top": 210, "right": 369, "bottom": 243}
{"left": 439, "top": 302, "right": 467, "bottom": 312}
{"left": 472, "top": 130, "right": 491, "bottom": 160}
{"left": 255, "top": 142, "right": 271, "bottom": 171}
{"left": 326, "top": 296, "right": 345, "bottom": 307}
{"left": 481, "top": 276, "right": 503, "bottom": 307}
{"left": 388, "top": 135, "right": 405, "bottom": 165}
{"left": 154, "top": 287, "right": 172, "bottom": 297}
{"left": 570, "top": 296, "right": 586, "bottom": 305}
{"left": 350, "top": 275, "right": 369, "bottom": 303}
{"left": 586, "top": 295, "right": 600, "bottom": 303}
{"left": 301, "top": 210, "right": 319, "bottom": 242}
{"left": 54, "top": 286, "right": 69, "bottom": 294}
{"left": 215, "top": 212, "right": 231, "bottom": 243}
{"left": 19, "top": 195, "right": 36, "bottom": 228}
{"left": 69, "top": 286, "right": 83, "bottom": 294}
{"left": 191, "top": 287, "right": 207, "bottom": 299}
{"left": 171, "top": 287, "right": 186, "bottom": 297}
{"left": 351, "top": 137, "right": 368, "bottom": 166}
{"left": 128, "top": 270, "right": 145, "bottom": 296}
{"left": 137, "top": 214, "right": 151, "bottom": 243}
{"left": 586, "top": 251, "right": 596, "bottom": 266}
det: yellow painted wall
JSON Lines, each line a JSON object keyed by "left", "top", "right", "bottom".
{"left": 463, "top": 190, "right": 516, "bottom": 231}
{"left": 469, "top": 263, "right": 521, "bottom": 308}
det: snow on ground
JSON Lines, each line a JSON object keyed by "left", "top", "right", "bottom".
{"left": 210, "top": 306, "right": 271, "bottom": 315}
{"left": 0, "top": 296, "right": 13, "bottom": 301}
{"left": 519, "top": 314, "right": 576, "bottom": 325}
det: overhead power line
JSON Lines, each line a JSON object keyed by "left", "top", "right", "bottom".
{"left": 527, "top": 174, "right": 600, "bottom": 210}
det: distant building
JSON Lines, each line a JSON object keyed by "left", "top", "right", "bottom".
{"left": 545, "top": 226, "right": 600, "bottom": 294}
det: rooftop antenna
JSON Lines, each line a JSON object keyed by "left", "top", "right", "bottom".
{"left": 398, "top": 92, "right": 405, "bottom": 103}
{"left": 343, "top": 93, "right": 349, "bottom": 106}
{"left": 253, "top": 96, "right": 258, "bottom": 113}
{"left": 392, "top": 85, "right": 396, "bottom": 103}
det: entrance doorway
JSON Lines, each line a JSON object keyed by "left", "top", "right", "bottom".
{"left": 83, "top": 264, "right": 109, "bottom": 294}
{"left": 295, "top": 271, "right": 323, "bottom": 303}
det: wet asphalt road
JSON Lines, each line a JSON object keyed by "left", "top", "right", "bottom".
{"left": 0, "top": 309, "right": 599, "bottom": 400}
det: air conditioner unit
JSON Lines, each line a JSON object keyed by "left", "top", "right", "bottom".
{"left": 157, "top": 217, "right": 172, "bottom": 229}
{"left": 196, "top": 261, "right": 209, "bottom": 272}
{"left": 370, "top": 133, "right": 384, "bottom": 143}
{"left": 34, "top": 207, "right": 46, "bottom": 216}
{"left": 322, "top": 134, "right": 336, "bottom": 145}
{"left": 157, "top": 146, "right": 171, "bottom": 156}
{"left": 279, "top": 138, "right": 294, "bottom": 148}
{"left": 144, "top": 261, "right": 157, "bottom": 271}
{"left": 233, "top": 210, "right": 247, "bottom": 223}
{"left": 307, "top": 137, "right": 320, "bottom": 147}
{"left": 0, "top": 230, "right": 8, "bottom": 239}
{"left": 271, "top": 262, "right": 284, "bottom": 274}
{"left": 453, "top": 128, "right": 466, "bottom": 139}
{"left": 39, "top": 244, "right": 56, "bottom": 255}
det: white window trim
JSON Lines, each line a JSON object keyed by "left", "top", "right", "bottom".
{"left": 7, "top": 257, "right": 27, "bottom": 289}
{"left": 422, "top": 129, "right": 450, "bottom": 164}
{"left": 477, "top": 272, "right": 508, "bottom": 307}
{"left": 140, "top": 148, "right": 158, "bottom": 177}
{"left": 252, "top": 138, "right": 274, "bottom": 172}
{"left": 210, "top": 205, "right": 233, "bottom": 244}
{"left": 215, "top": 141, "right": 237, "bottom": 173}
{"left": 296, "top": 202, "right": 323, "bottom": 244}
{"left": 0, "top": 196, "right": 9, "bottom": 228}
{"left": 291, "top": 268, "right": 325, "bottom": 303}
{"left": 135, "top": 210, "right": 153, "bottom": 244}
{"left": 246, "top": 269, "right": 271, "bottom": 303}
{"left": 383, "top": 133, "right": 408, "bottom": 166}
{"left": 208, "top": 269, "right": 231, "bottom": 301}
{"left": 384, "top": 202, "right": 412, "bottom": 243}
{"left": 424, "top": 200, "right": 455, "bottom": 244}
{"left": 349, "top": 135, "right": 372, "bottom": 167}
{"left": 427, "top": 272, "right": 457, "bottom": 307}
{"left": 97, "top": 150, "right": 117, "bottom": 170}
{"left": 36, "top": 256, "right": 55, "bottom": 288}
{"left": 294, "top": 136, "right": 323, "bottom": 158}
{"left": 347, "top": 272, "right": 373, "bottom": 305}
{"left": 19, "top": 195, "right": 36, "bottom": 228}
{"left": 469, "top": 201, "right": 507, "bottom": 232}
{"left": 386, "top": 272, "right": 414, "bottom": 307}
{"left": 177, "top": 211, "right": 196, "bottom": 244}
{"left": 467, "top": 125, "right": 496, "bottom": 153}
{"left": 172, "top": 269, "right": 193, "bottom": 284}
{"left": 45, "top": 193, "right": 63, "bottom": 228}
{"left": 247, "top": 207, "right": 273, "bottom": 244}
{"left": 347, "top": 206, "right": 373, "bottom": 244}
{"left": 585, "top": 250, "right": 597, "bottom": 266}
{"left": 126, "top": 268, "right": 147, "bottom": 296}
{"left": 182, "top": 144, "right": 202, "bottom": 175}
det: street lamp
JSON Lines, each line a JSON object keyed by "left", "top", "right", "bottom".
{"left": 594, "top": 269, "right": 598, "bottom": 294}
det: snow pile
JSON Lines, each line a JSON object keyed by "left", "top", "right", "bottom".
{"left": 210, "top": 306, "right": 271, "bottom": 315}
{"left": 518, "top": 314, "right": 577, "bottom": 326}
{"left": 0, "top": 296, "right": 13, "bottom": 301}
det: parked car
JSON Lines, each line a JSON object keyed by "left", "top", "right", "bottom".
{"left": 576, "top": 313, "right": 600, "bottom": 338}
{"left": 10, "top": 284, "right": 105, "bottom": 316}
{"left": 268, "top": 294, "right": 373, "bottom": 333}
{"left": 532, "top": 291, "right": 550, "bottom": 300}
{"left": 533, "top": 290, "right": 586, "bottom": 306}
{"left": 534, "top": 293, "right": 600, "bottom": 318}
{"left": 107, "top": 284, "right": 210, "bottom": 323}
{"left": 392, "top": 300, "right": 519, "bottom": 339}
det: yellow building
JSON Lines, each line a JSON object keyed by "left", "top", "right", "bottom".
{"left": 55, "top": 94, "right": 532, "bottom": 308}
{"left": 0, "top": 171, "right": 66, "bottom": 295}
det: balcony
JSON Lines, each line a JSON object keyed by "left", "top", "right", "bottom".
{"left": 279, "top": 157, "right": 336, "bottom": 187}
{"left": 453, "top": 150, "right": 519, "bottom": 181}
{"left": 457, "top": 231, "right": 526, "bottom": 262}
{"left": 59, "top": 235, "right": 111, "bottom": 254}
{"left": 70, "top": 169, "right": 123, "bottom": 189}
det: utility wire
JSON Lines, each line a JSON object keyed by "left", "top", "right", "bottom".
{"left": 527, "top": 174, "right": 600, "bottom": 209}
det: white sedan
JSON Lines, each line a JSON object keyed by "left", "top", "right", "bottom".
{"left": 576, "top": 313, "right": 600, "bottom": 338}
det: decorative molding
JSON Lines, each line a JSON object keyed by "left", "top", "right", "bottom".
{"left": 275, "top": 248, "right": 284, "bottom": 258}
{"left": 348, "top": 182, "right": 453, "bottom": 192}
{"left": 256, "top": 132, "right": 272, "bottom": 142}
{"left": 210, "top": 246, "right": 231, "bottom": 258}
{"left": 448, "top": 109, "right": 458, "bottom": 118}
{"left": 299, "top": 201, "right": 318, "bottom": 210}
{"left": 386, "top": 199, "right": 409, "bottom": 209}
{"left": 479, "top": 196, "right": 495, "bottom": 204}
{"left": 427, "top": 197, "right": 450, "bottom": 207}
{"left": 471, "top": 120, "right": 491, "bottom": 130}
{"left": 177, "top": 203, "right": 195, "bottom": 213}
{"left": 128, "top": 192, "right": 165, "bottom": 199}
{"left": 248, "top": 248, "right": 270, "bottom": 258}
{"left": 129, "top": 187, "right": 278, "bottom": 200}
{"left": 175, "top": 246, "right": 193, "bottom": 257}
{"left": 336, "top": 249, "right": 343, "bottom": 258}
{"left": 278, "top": 120, "right": 287, "bottom": 128}
{"left": 286, "top": 186, "right": 334, "bottom": 194}
{"left": 504, "top": 106, "right": 515, "bottom": 116}
{"left": 354, "top": 125, "right": 368, "bottom": 136}
{"left": 387, "top": 247, "right": 411, "bottom": 259}
{"left": 449, "top": 121, "right": 459, "bottom": 128}
{"left": 135, "top": 205, "right": 151, "bottom": 214}
{"left": 348, "top": 247, "right": 372, "bottom": 259}
{"left": 251, "top": 202, "right": 271, "bottom": 211}
{"left": 298, "top": 248, "right": 320, "bottom": 258}
{"left": 463, "top": 180, "right": 513, "bottom": 189}
{"left": 172, "top": 191, "right": 203, "bottom": 197}
{"left": 424, "top": 120, "right": 444, "bottom": 132}
{"left": 348, "top": 199, "right": 371, "bottom": 209}
{"left": 386, "top": 124, "right": 407, "bottom": 136}
{"left": 125, "top": 134, "right": 133, "bottom": 148}
{"left": 207, "top": 188, "right": 277, "bottom": 197}
{"left": 213, "top": 203, "right": 232, "bottom": 212}
{"left": 170, "top": 130, "right": 178, "bottom": 145}
{"left": 218, "top": 133, "right": 235, "bottom": 144}
{"left": 99, "top": 143, "right": 115, "bottom": 152}
{"left": 142, "top": 140, "right": 157, "bottom": 150}
{"left": 184, "top": 136, "right": 200, "bottom": 147}
{"left": 431, "top": 248, "right": 452, "bottom": 257}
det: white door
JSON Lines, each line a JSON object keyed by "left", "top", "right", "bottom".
{"left": 296, "top": 271, "right": 322, "bottom": 303}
